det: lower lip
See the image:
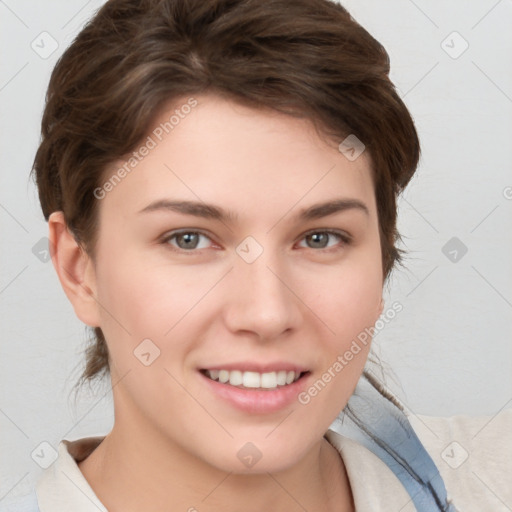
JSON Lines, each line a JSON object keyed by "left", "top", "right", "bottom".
{"left": 199, "top": 372, "right": 310, "bottom": 414}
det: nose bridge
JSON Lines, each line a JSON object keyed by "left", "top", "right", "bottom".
{"left": 224, "top": 238, "right": 302, "bottom": 339}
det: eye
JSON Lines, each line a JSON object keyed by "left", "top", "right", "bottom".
{"left": 297, "top": 230, "right": 351, "bottom": 251}
{"left": 161, "top": 230, "right": 214, "bottom": 252}
{"left": 160, "top": 228, "right": 351, "bottom": 254}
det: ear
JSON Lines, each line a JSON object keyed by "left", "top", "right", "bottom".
{"left": 48, "top": 211, "right": 101, "bottom": 327}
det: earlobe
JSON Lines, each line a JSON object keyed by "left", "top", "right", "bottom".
{"left": 48, "top": 211, "right": 101, "bottom": 327}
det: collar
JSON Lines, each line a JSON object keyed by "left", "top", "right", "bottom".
{"left": 36, "top": 437, "right": 107, "bottom": 512}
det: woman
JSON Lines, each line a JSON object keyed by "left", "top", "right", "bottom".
{"left": 14, "top": 0, "right": 510, "bottom": 510}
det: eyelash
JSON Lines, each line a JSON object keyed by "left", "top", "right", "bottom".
{"left": 160, "top": 229, "right": 352, "bottom": 254}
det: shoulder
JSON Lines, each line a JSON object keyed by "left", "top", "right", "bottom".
{"left": 0, "top": 490, "right": 39, "bottom": 512}
{"left": 0, "top": 437, "right": 107, "bottom": 512}
{"left": 408, "top": 407, "right": 512, "bottom": 511}
{"left": 34, "top": 437, "right": 107, "bottom": 512}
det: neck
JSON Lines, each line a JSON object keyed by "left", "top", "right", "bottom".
{"left": 78, "top": 407, "right": 353, "bottom": 512}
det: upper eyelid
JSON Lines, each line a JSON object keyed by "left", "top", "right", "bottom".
{"left": 300, "top": 228, "right": 351, "bottom": 240}
{"left": 161, "top": 229, "right": 216, "bottom": 243}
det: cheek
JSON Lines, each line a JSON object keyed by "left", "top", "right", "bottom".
{"left": 93, "top": 248, "right": 219, "bottom": 372}
{"left": 311, "top": 253, "right": 382, "bottom": 344}
{"left": 298, "top": 274, "right": 380, "bottom": 423}
{"left": 302, "top": 251, "right": 382, "bottom": 389}
{"left": 96, "top": 247, "right": 186, "bottom": 325}
{"left": 288, "top": 265, "right": 382, "bottom": 451}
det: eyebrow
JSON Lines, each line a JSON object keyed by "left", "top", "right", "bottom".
{"left": 138, "top": 198, "right": 369, "bottom": 222}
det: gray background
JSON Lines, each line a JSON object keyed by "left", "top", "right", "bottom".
{"left": 1, "top": 0, "right": 511, "bottom": 505}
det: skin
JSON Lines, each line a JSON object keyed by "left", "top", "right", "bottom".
{"left": 49, "top": 93, "right": 384, "bottom": 512}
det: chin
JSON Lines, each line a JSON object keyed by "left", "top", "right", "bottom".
{"left": 197, "top": 435, "right": 312, "bottom": 475}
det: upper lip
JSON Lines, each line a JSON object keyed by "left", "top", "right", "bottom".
{"left": 200, "top": 362, "right": 309, "bottom": 373}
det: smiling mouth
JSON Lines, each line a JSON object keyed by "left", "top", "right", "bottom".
{"left": 201, "top": 369, "right": 309, "bottom": 390}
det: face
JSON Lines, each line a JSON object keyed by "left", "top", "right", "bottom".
{"left": 84, "top": 93, "right": 383, "bottom": 473}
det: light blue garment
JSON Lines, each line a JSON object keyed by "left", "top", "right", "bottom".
{"left": 329, "top": 372, "right": 456, "bottom": 512}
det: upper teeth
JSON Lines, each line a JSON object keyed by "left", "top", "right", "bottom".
{"left": 205, "top": 369, "right": 301, "bottom": 389}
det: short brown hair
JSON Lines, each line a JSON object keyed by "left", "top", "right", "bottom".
{"left": 32, "top": 0, "right": 420, "bottom": 384}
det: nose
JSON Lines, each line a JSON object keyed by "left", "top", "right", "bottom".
{"left": 222, "top": 248, "right": 303, "bottom": 341}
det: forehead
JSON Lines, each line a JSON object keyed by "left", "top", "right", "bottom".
{"left": 99, "top": 93, "right": 376, "bottom": 222}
